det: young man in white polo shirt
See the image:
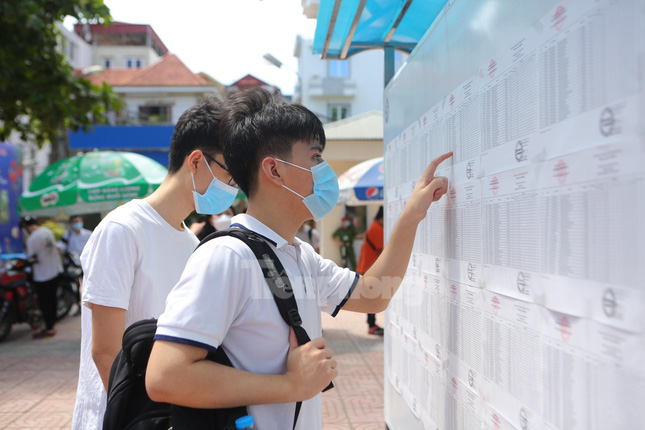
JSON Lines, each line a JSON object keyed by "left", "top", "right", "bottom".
{"left": 146, "top": 88, "right": 452, "bottom": 430}
{"left": 71, "top": 98, "right": 239, "bottom": 430}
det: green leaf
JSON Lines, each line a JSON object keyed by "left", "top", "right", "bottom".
{"left": 0, "top": 0, "right": 118, "bottom": 147}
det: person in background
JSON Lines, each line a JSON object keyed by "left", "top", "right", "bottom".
{"left": 22, "top": 216, "right": 62, "bottom": 338}
{"left": 58, "top": 215, "right": 92, "bottom": 256}
{"left": 197, "top": 206, "right": 236, "bottom": 240}
{"left": 189, "top": 216, "right": 207, "bottom": 236}
{"left": 57, "top": 215, "right": 92, "bottom": 316}
{"left": 213, "top": 212, "right": 233, "bottom": 231}
{"left": 332, "top": 215, "right": 361, "bottom": 270}
{"left": 296, "top": 221, "right": 320, "bottom": 253}
{"left": 356, "top": 207, "right": 385, "bottom": 335}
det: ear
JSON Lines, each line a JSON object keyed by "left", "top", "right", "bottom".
{"left": 259, "top": 157, "right": 284, "bottom": 187}
{"left": 186, "top": 150, "right": 204, "bottom": 175}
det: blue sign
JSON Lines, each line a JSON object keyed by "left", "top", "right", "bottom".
{"left": 0, "top": 142, "right": 24, "bottom": 254}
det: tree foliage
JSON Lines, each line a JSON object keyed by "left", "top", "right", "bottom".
{"left": 0, "top": 0, "right": 120, "bottom": 147}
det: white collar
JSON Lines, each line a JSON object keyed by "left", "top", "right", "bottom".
{"left": 229, "top": 214, "right": 290, "bottom": 249}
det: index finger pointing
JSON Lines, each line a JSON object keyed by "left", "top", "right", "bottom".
{"left": 424, "top": 152, "right": 453, "bottom": 178}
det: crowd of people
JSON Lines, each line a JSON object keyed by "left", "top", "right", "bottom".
{"left": 19, "top": 88, "right": 451, "bottom": 430}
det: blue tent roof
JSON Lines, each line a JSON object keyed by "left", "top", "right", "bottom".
{"left": 313, "top": 0, "right": 450, "bottom": 59}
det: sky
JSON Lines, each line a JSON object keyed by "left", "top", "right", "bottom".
{"left": 66, "top": 0, "right": 317, "bottom": 94}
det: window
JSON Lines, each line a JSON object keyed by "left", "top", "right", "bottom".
{"left": 125, "top": 57, "right": 144, "bottom": 69}
{"left": 103, "top": 58, "right": 111, "bottom": 68}
{"left": 67, "top": 42, "right": 76, "bottom": 60}
{"left": 328, "top": 60, "right": 349, "bottom": 78}
{"left": 138, "top": 105, "right": 172, "bottom": 124}
{"left": 327, "top": 103, "right": 351, "bottom": 122}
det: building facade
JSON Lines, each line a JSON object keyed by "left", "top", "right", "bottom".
{"left": 71, "top": 53, "right": 219, "bottom": 165}
{"left": 75, "top": 22, "right": 168, "bottom": 71}
{"left": 66, "top": 22, "right": 220, "bottom": 166}
{"left": 294, "top": 36, "right": 386, "bottom": 123}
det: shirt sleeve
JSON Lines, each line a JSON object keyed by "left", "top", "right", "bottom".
{"left": 312, "top": 252, "right": 359, "bottom": 317}
{"left": 155, "top": 239, "right": 252, "bottom": 352}
{"left": 80, "top": 221, "right": 138, "bottom": 310}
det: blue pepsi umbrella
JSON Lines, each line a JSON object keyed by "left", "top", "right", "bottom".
{"left": 337, "top": 157, "right": 384, "bottom": 206}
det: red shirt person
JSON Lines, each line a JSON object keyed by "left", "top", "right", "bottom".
{"left": 356, "top": 207, "right": 384, "bottom": 335}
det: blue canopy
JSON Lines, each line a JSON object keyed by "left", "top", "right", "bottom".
{"left": 313, "top": 0, "right": 450, "bottom": 60}
{"left": 338, "top": 157, "right": 384, "bottom": 205}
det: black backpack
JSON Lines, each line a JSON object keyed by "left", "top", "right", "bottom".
{"left": 102, "top": 228, "right": 331, "bottom": 430}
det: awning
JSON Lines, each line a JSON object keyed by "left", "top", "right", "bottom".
{"left": 69, "top": 125, "right": 174, "bottom": 166}
{"left": 313, "top": 0, "right": 451, "bottom": 60}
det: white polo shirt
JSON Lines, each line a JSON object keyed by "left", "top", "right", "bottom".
{"left": 155, "top": 214, "right": 358, "bottom": 430}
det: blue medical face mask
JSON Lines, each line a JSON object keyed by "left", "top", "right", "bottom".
{"left": 72, "top": 222, "right": 83, "bottom": 231}
{"left": 191, "top": 158, "right": 238, "bottom": 215}
{"left": 276, "top": 159, "right": 339, "bottom": 221}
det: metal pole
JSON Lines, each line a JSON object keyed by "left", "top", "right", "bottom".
{"left": 384, "top": 47, "right": 395, "bottom": 88}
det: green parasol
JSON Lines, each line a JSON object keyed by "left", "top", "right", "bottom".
{"left": 19, "top": 151, "right": 167, "bottom": 216}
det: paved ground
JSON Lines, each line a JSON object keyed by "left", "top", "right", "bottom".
{"left": 0, "top": 309, "right": 385, "bottom": 429}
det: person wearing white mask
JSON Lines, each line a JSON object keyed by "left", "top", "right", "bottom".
{"left": 213, "top": 213, "right": 232, "bottom": 231}
{"left": 147, "top": 88, "right": 453, "bottom": 430}
{"left": 59, "top": 215, "right": 92, "bottom": 256}
{"left": 71, "top": 98, "right": 238, "bottom": 430}
{"left": 197, "top": 206, "right": 236, "bottom": 240}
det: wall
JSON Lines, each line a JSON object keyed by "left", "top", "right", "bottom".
{"left": 383, "top": 0, "right": 645, "bottom": 429}
{"left": 92, "top": 45, "right": 160, "bottom": 69}
{"left": 297, "top": 38, "right": 384, "bottom": 122}
{"left": 120, "top": 93, "right": 209, "bottom": 124}
{"left": 57, "top": 23, "right": 92, "bottom": 70}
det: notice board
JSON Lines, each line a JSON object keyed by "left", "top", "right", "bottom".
{"left": 383, "top": 0, "right": 645, "bottom": 429}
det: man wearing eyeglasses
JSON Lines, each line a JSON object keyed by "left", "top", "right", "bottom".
{"left": 71, "top": 98, "right": 238, "bottom": 430}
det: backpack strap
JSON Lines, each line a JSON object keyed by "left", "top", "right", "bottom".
{"left": 197, "top": 227, "right": 333, "bottom": 429}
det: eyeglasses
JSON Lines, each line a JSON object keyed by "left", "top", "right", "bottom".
{"left": 203, "top": 153, "right": 237, "bottom": 187}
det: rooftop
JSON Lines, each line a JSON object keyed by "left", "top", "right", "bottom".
{"left": 74, "top": 21, "right": 169, "bottom": 57}
{"left": 324, "top": 110, "right": 383, "bottom": 141}
{"left": 228, "top": 74, "right": 281, "bottom": 94}
{"left": 84, "top": 54, "right": 209, "bottom": 87}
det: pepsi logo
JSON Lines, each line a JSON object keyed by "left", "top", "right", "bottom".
{"left": 366, "top": 187, "right": 380, "bottom": 199}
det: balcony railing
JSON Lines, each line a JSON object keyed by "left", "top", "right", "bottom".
{"left": 308, "top": 76, "right": 357, "bottom": 98}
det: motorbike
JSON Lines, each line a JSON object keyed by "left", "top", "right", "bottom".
{"left": 0, "top": 257, "right": 44, "bottom": 341}
{"left": 56, "top": 250, "right": 81, "bottom": 321}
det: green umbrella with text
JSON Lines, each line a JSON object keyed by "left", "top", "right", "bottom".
{"left": 19, "top": 151, "right": 167, "bottom": 217}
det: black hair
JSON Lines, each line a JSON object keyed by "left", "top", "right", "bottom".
{"left": 220, "top": 88, "right": 326, "bottom": 197}
{"left": 375, "top": 206, "right": 384, "bottom": 220}
{"left": 167, "top": 97, "right": 223, "bottom": 174}
{"left": 21, "top": 216, "right": 38, "bottom": 226}
{"left": 69, "top": 215, "right": 82, "bottom": 221}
